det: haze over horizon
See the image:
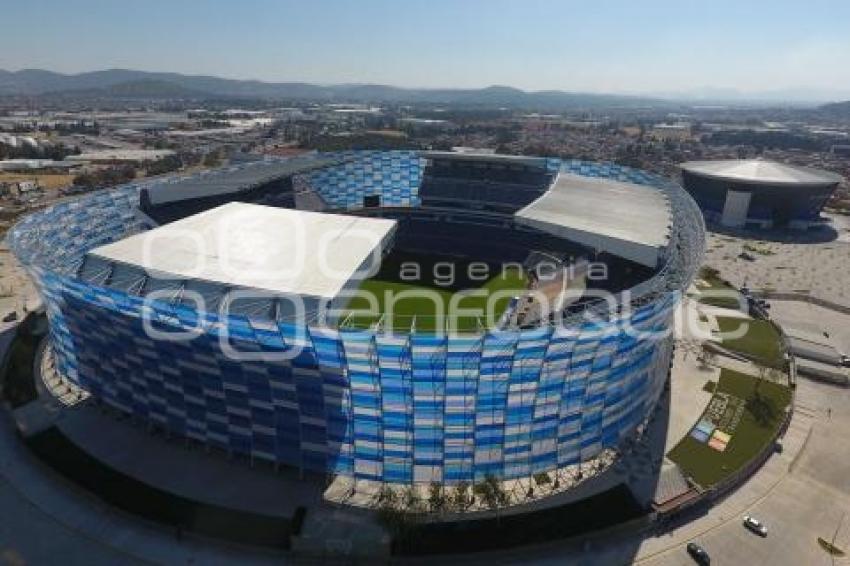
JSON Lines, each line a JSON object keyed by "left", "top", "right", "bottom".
{"left": 2, "top": 0, "right": 850, "bottom": 102}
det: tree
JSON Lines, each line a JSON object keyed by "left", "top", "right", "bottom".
{"left": 452, "top": 481, "right": 473, "bottom": 512}
{"left": 533, "top": 472, "right": 551, "bottom": 488}
{"left": 428, "top": 482, "right": 447, "bottom": 513}
{"left": 746, "top": 390, "right": 776, "bottom": 427}
{"left": 377, "top": 484, "right": 397, "bottom": 507}
{"left": 376, "top": 485, "right": 417, "bottom": 540}
{"left": 203, "top": 151, "right": 222, "bottom": 167}
{"left": 403, "top": 485, "right": 423, "bottom": 514}
{"left": 72, "top": 166, "right": 136, "bottom": 189}
{"left": 145, "top": 155, "right": 183, "bottom": 176}
{"left": 473, "top": 474, "right": 508, "bottom": 510}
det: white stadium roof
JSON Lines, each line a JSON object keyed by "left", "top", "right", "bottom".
{"left": 680, "top": 159, "right": 843, "bottom": 186}
{"left": 515, "top": 173, "right": 671, "bottom": 267}
{"left": 90, "top": 202, "right": 397, "bottom": 299}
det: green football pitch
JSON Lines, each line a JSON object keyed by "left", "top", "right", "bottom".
{"left": 339, "top": 251, "right": 528, "bottom": 332}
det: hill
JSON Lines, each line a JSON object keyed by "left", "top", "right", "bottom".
{"left": 0, "top": 68, "right": 668, "bottom": 109}
{"left": 819, "top": 100, "right": 850, "bottom": 117}
{"left": 39, "top": 78, "right": 212, "bottom": 100}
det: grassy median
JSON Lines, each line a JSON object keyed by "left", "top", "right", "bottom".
{"left": 695, "top": 267, "right": 744, "bottom": 310}
{"left": 715, "top": 316, "right": 785, "bottom": 368}
{"left": 667, "top": 369, "right": 791, "bottom": 488}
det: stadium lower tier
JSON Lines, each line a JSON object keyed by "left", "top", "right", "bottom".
{"left": 8, "top": 151, "right": 702, "bottom": 485}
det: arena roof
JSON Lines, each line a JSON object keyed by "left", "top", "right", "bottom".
{"left": 144, "top": 156, "right": 337, "bottom": 206}
{"left": 89, "top": 202, "right": 397, "bottom": 300}
{"left": 515, "top": 173, "right": 671, "bottom": 267}
{"left": 680, "top": 159, "right": 843, "bottom": 186}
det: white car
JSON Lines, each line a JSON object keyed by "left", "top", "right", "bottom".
{"left": 743, "top": 515, "right": 768, "bottom": 537}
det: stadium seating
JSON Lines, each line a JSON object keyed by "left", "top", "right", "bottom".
{"left": 418, "top": 157, "right": 554, "bottom": 214}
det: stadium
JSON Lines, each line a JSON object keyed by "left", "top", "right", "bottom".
{"left": 8, "top": 150, "right": 704, "bottom": 489}
{"left": 680, "top": 158, "right": 842, "bottom": 230}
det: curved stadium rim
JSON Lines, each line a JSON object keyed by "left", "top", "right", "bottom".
{"left": 6, "top": 151, "right": 705, "bottom": 335}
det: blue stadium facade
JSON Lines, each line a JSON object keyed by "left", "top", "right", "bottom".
{"left": 8, "top": 151, "right": 704, "bottom": 485}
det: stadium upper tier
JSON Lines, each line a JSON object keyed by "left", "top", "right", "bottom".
{"left": 417, "top": 153, "right": 554, "bottom": 214}
{"left": 139, "top": 156, "right": 339, "bottom": 224}
{"left": 145, "top": 155, "right": 338, "bottom": 205}
{"left": 8, "top": 151, "right": 704, "bottom": 485}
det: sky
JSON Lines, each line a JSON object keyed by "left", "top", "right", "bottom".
{"left": 2, "top": 0, "right": 850, "bottom": 99}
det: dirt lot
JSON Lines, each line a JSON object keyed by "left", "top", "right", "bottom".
{"left": 0, "top": 172, "right": 75, "bottom": 193}
{"left": 703, "top": 224, "right": 850, "bottom": 308}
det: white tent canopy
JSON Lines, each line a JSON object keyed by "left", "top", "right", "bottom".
{"left": 90, "top": 202, "right": 397, "bottom": 300}
{"left": 515, "top": 173, "right": 671, "bottom": 267}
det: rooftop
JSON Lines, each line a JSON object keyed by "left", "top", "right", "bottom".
{"left": 89, "top": 202, "right": 397, "bottom": 300}
{"left": 0, "top": 159, "right": 78, "bottom": 170}
{"left": 515, "top": 173, "right": 671, "bottom": 267}
{"left": 680, "top": 159, "right": 843, "bottom": 186}
{"left": 66, "top": 149, "right": 176, "bottom": 162}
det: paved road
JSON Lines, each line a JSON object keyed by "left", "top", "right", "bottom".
{"left": 427, "top": 376, "right": 847, "bottom": 566}
{"left": 769, "top": 299, "right": 850, "bottom": 356}
{"left": 0, "top": 473, "right": 145, "bottom": 566}
{"left": 0, "top": 411, "right": 286, "bottom": 566}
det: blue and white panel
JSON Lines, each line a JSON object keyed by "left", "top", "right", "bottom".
{"left": 308, "top": 150, "right": 424, "bottom": 209}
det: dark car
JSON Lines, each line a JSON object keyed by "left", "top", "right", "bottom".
{"left": 687, "top": 542, "right": 711, "bottom": 565}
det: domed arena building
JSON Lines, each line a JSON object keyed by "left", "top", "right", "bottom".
{"left": 8, "top": 150, "right": 703, "bottom": 491}
{"left": 680, "top": 158, "right": 842, "bottom": 230}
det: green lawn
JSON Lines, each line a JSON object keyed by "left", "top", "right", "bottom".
{"left": 715, "top": 316, "right": 785, "bottom": 368}
{"left": 667, "top": 369, "right": 792, "bottom": 488}
{"left": 695, "top": 268, "right": 744, "bottom": 310}
{"left": 342, "top": 265, "right": 527, "bottom": 332}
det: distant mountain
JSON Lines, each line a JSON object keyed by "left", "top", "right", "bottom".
{"left": 819, "top": 100, "right": 850, "bottom": 117}
{"left": 646, "top": 86, "right": 850, "bottom": 106}
{"left": 0, "top": 68, "right": 668, "bottom": 109}
{"left": 42, "top": 78, "right": 212, "bottom": 100}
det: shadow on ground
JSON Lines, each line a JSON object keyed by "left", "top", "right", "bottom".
{"left": 707, "top": 222, "right": 839, "bottom": 244}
